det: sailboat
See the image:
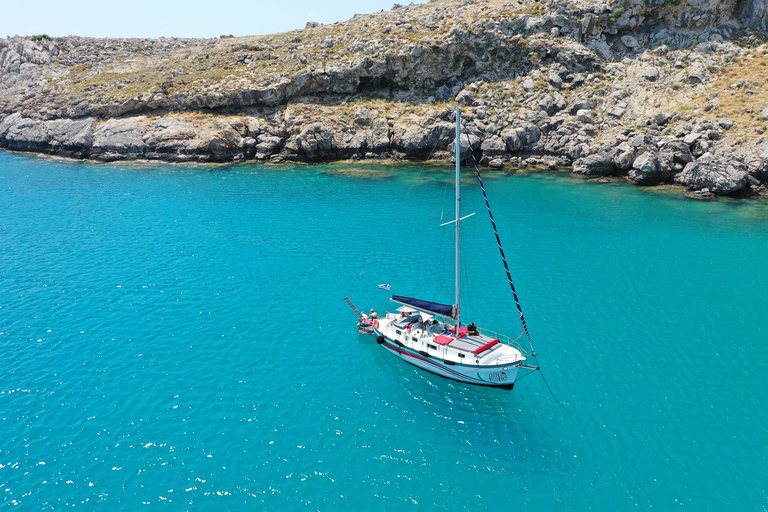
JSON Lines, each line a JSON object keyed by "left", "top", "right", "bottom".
{"left": 369, "top": 107, "right": 539, "bottom": 389}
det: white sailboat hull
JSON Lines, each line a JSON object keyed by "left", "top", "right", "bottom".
{"left": 373, "top": 320, "right": 524, "bottom": 389}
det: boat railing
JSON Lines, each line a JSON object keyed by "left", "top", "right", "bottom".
{"left": 480, "top": 328, "right": 529, "bottom": 355}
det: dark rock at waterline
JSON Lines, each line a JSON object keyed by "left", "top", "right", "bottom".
{"left": 675, "top": 157, "right": 749, "bottom": 195}
{"left": 572, "top": 152, "right": 615, "bottom": 177}
{"left": 628, "top": 151, "right": 673, "bottom": 185}
{"left": 0, "top": 114, "right": 94, "bottom": 158}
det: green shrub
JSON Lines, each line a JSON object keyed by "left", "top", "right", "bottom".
{"left": 608, "top": 7, "right": 625, "bottom": 26}
{"left": 31, "top": 34, "right": 53, "bottom": 41}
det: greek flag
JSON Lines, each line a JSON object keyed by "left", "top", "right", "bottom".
{"left": 378, "top": 284, "right": 391, "bottom": 291}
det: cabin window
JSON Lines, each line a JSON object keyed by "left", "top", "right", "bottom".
{"left": 412, "top": 337, "right": 417, "bottom": 342}
{"left": 458, "top": 353, "right": 465, "bottom": 358}
{"left": 395, "top": 330, "right": 402, "bottom": 335}
{"left": 428, "top": 344, "right": 437, "bottom": 350}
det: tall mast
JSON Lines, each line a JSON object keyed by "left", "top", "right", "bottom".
{"left": 454, "top": 107, "right": 461, "bottom": 328}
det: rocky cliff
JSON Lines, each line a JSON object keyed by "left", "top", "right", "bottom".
{"left": 2, "top": 0, "right": 768, "bottom": 197}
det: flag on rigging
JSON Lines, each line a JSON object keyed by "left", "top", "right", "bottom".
{"left": 378, "top": 284, "right": 391, "bottom": 291}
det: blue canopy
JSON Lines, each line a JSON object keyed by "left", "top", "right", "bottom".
{"left": 391, "top": 295, "right": 454, "bottom": 318}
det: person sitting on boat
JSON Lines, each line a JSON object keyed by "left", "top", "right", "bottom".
{"left": 369, "top": 309, "right": 379, "bottom": 320}
{"left": 467, "top": 322, "right": 480, "bottom": 336}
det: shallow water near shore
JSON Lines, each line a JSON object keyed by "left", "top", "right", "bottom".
{"left": 2, "top": 151, "right": 767, "bottom": 509}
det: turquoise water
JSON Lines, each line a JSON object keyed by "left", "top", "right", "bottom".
{"left": 1, "top": 151, "right": 767, "bottom": 510}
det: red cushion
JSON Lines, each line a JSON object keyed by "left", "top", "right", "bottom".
{"left": 474, "top": 339, "right": 499, "bottom": 355}
{"left": 433, "top": 335, "right": 454, "bottom": 346}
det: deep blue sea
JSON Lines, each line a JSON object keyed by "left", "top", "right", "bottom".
{"left": 1, "top": 151, "right": 767, "bottom": 510}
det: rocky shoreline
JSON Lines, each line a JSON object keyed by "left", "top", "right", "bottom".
{"left": 2, "top": 0, "right": 768, "bottom": 198}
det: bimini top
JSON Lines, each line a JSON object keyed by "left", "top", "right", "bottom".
{"left": 391, "top": 295, "right": 454, "bottom": 318}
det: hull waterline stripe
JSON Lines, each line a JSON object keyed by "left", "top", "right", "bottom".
{"left": 379, "top": 337, "right": 516, "bottom": 385}
{"left": 382, "top": 341, "right": 514, "bottom": 388}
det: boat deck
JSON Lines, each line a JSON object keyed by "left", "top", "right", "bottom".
{"left": 386, "top": 315, "right": 505, "bottom": 357}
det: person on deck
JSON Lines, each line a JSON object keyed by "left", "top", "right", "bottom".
{"left": 467, "top": 322, "right": 480, "bottom": 336}
{"left": 369, "top": 309, "right": 379, "bottom": 320}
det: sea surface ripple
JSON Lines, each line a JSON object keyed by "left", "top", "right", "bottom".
{"left": 1, "top": 152, "right": 767, "bottom": 510}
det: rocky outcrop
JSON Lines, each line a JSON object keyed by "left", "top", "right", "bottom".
{"left": 0, "top": 113, "right": 94, "bottom": 158}
{"left": 675, "top": 156, "right": 750, "bottom": 195}
{"left": 2, "top": 0, "right": 768, "bottom": 198}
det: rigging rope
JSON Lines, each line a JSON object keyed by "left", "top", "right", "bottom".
{"left": 462, "top": 124, "right": 535, "bottom": 355}
{"left": 462, "top": 122, "right": 564, "bottom": 407}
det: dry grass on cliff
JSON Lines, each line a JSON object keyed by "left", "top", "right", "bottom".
{"left": 681, "top": 46, "right": 768, "bottom": 137}
{"left": 50, "top": 0, "right": 547, "bottom": 104}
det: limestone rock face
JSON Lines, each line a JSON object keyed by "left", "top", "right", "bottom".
{"left": 0, "top": 38, "right": 59, "bottom": 73}
{"left": 91, "top": 118, "right": 149, "bottom": 160}
{"left": 0, "top": 115, "right": 94, "bottom": 158}
{"left": 364, "top": 119, "right": 391, "bottom": 152}
{"left": 292, "top": 123, "right": 334, "bottom": 153}
{"left": 391, "top": 117, "right": 453, "bottom": 155}
{"left": 758, "top": 143, "right": 768, "bottom": 160}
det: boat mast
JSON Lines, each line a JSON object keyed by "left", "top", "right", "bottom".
{"left": 454, "top": 107, "right": 461, "bottom": 329}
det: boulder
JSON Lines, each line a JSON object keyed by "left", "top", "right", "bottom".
{"left": 255, "top": 134, "right": 283, "bottom": 158}
{"left": 629, "top": 151, "right": 671, "bottom": 184}
{"left": 548, "top": 71, "right": 563, "bottom": 89}
{"left": 683, "top": 132, "right": 702, "bottom": 146}
{"left": 570, "top": 98, "right": 597, "bottom": 114}
{"left": 675, "top": 159, "right": 749, "bottom": 195}
{"left": 607, "top": 105, "right": 626, "bottom": 118}
{"left": 522, "top": 78, "right": 536, "bottom": 92}
{"left": 613, "top": 143, "right": 637, "bottom": 171}
{"left": 364, "top": 119, "right": 391, "bottom": 151}
{"left": 539, "top": 94, "right": 556, "bottom": 116}
{"left": 480, "top": 135, "right": 507, "bottom": 158}
{"left": 718, "top": 119, "right": 733, "bottom": 130}
{"left": 643, "top": 66, "right": 660, "bottom": 81}
{"left": 572, "top": 152, "right": 615, "bottom": 177}
{"left": 576, "top": 109, "right": 594, "bottom": 123}
{"left": 436, "top": 85, "right": 452, "bottom": 100}
{"left": 652, "top": 112, "right": 670, "bottom": 126}
{"left": 488, "top": 158, "right": 504, "bottom": 169}
{"left": 659, "top": 139, "right": 694, "bottom": 164}
{"left": 518, "top": 123, "right": 541, "bottom": 146}
{"left": 553, "top": 92, "right": 567, "bottom": 113}
{"left": 447, "top": 132, "right": 481, "bottom": 154}
{"left": 621, "top": 35, "right": 639, "bottom": 48}
{"left": 501, "top": 128, "right": 521, "bottom": 151}
{"left": 455, "top": 90, "right": 474, "bottom": 106}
